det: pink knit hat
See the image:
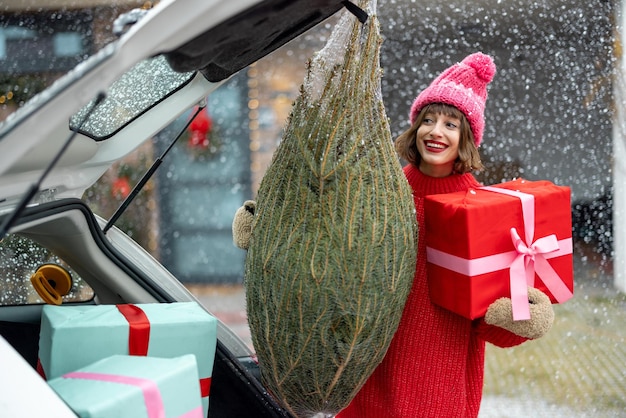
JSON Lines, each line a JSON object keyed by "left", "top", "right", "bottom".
{"left": 409, "top": 52, "right": 496, "bottom": 147}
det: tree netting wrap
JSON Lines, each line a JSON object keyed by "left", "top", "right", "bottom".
{"left": 244, "top": 1, "right": 417, "bottom": 416}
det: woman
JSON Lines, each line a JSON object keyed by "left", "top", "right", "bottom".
{"left": 337, "top": 52, "right": 555, "bottom": 418}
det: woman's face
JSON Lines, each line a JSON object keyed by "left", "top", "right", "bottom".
{"left": 416, "top": 111, "right": 461, "bottom": 177}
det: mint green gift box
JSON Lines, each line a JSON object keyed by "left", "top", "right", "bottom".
{"left": 48, "top": 354, "right": 203, "bottom": 418}
{"left": 39, "top": 302, "right": 217, "bottom": 416}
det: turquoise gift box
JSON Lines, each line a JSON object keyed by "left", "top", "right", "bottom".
{"left": 39, "top": 302, "right": 217, "bottom": 416}
{"left": 48, "top": 354, "right": 203, "bottom": 418}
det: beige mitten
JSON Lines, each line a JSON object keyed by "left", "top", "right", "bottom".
{"left": 484, "top": 287, "right": 555, "bottom": 339}
{"left": 232, "top": 200, "right": 256, "bottom": 250}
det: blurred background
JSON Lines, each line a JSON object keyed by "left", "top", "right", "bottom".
{"left": 1, "top": 0, "right": 624, "bottom": 416}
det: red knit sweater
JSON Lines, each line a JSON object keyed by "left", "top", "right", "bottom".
{"left": 338, "top": 164, "right": 528, "bottom": 418}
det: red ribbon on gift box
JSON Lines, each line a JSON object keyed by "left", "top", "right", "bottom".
{"left": 427, "top": 186, "right": 574, "bottom": 321}
{"left": 116, "top": 304, "right": 211, "bottom": 398}
{"left": 117, "top": 304, "right": 151, "bottom": 356}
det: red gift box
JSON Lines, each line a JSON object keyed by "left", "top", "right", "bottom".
{"left": 425, "top": 178, "right": 574, "bottom": 320}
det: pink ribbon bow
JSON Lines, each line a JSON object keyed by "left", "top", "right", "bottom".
{"left": 481, "top": 186, "right": 573, "bottom": 320}
{"left": 508, "top": 227, "right": 558, "bottom": 320}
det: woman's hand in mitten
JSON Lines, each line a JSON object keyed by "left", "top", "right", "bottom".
{"left": 232, "top": 200, "right": 256, "bottom": 250}
{"left": 484, "top": 287, "right": 555, "bottom": 339}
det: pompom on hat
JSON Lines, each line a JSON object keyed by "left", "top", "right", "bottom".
{"left": 409, "top": 52, "right": 496, "bottom": 147}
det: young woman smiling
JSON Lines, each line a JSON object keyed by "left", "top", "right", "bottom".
{"left": 338, "top": 52, "right": 555, "bottom": 418}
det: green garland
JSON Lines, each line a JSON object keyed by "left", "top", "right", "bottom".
{"left": 244, "top": 3, "right": 417, "bottom": 417}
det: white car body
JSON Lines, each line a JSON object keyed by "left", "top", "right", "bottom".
{"left": 0, "top": 0, "right": 353, "bottom": 416}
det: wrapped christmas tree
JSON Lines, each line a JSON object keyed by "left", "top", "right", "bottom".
{"left": 244, "top": 1, "right": 416, "bottom": 416}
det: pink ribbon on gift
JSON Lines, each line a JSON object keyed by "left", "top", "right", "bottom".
{"left": 62, "top": 371, "right": 204, "bottom": 418}
{"left": 426, "top": 185, "right": 574, "bottom": 321}
{"left": 63, "top": 371, "right": 165, "bottom": 418}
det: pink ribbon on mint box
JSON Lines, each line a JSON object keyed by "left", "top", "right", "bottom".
{"left": 62, "top": 372, "right": 203, "bottom": 418}
{"left": 427, "top": 185, "right": 573, "bottom": 321}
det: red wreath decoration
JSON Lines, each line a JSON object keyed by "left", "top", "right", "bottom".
{"left": 111, "top": 176, "right": 131, "bottom": 199}
{"left": 184, "top": 107, "right": 222, "bottom": 159}
{"left": 188, "top": 108, "right": 213, "bottom": 150}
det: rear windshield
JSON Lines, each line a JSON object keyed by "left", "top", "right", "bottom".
{"left": 69, "top": 55, "right": 194, "bottom": 141}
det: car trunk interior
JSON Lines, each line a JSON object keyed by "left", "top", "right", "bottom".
{"left": 0, "top": 200, "right": 293, "bottom": 417}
